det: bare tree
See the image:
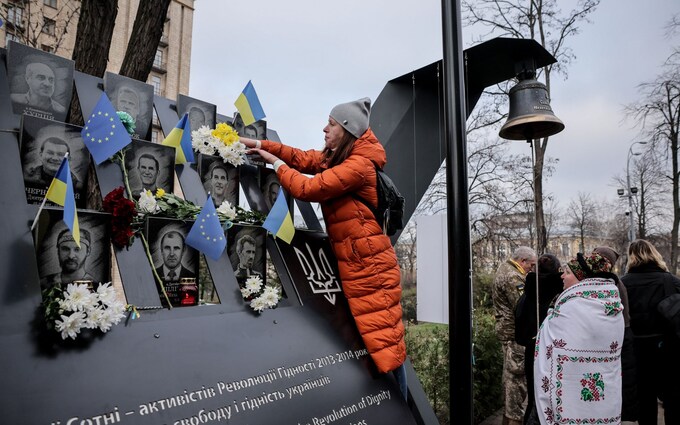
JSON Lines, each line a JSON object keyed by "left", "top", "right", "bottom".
{"left": 566, "top": 192, "right": 599, "bottom": 253}
{"left": 613, "top": 145, "right": 671, "bottom": 239}
{"left": 462, "top": 0, "right": 601, "bottom": 254}
{"left": 625, "top": 50, "right": 680, "bottom": 271}
{"left": 394, "top": 223, "right": 417, "bottom": 288}
{"left": 1, "top": 0, "right": 80, "bottom": 55}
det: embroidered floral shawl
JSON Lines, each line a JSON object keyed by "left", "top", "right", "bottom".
{"left": 534, "top": 278, "right": 624, "bottom": 424}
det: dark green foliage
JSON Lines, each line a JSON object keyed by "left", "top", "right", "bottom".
{"left": 406, "top": 322, "right": 450, "bottom": 425}
{"left": 472, "top": 308, "right": 503, "bottom": 424}
{"left": 401, "top": 286, "right": 418, "bottom": 322}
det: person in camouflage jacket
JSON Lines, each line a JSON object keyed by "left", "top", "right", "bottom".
{"left": 493, "top": 246, "right": 536, "bottom": 425}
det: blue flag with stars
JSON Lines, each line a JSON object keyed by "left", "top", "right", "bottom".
{"left": 186, "top": 195, "right": 226, "bottom": 260}
{"left": 81, "top": 92, "right": 132, "bottom": 164}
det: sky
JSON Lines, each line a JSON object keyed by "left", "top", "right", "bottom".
{"left": 189, "top": 0, "right": 680, "bottom": 213}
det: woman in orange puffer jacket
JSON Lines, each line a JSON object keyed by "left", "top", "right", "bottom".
{"left": 240, "top": 98, "right": 407, "bottom": 399}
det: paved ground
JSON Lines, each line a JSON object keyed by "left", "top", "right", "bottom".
{"left": 479, "top": 405, "right": 666, "bottom": 425}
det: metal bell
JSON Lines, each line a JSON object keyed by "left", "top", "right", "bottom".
{"left": 499, "top": 77, "right": 565, "bottom": 140}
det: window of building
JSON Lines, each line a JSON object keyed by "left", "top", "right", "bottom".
{"left": 43, "top": 18, "right": 56, "bottom": 35}
{"left": 43, "top": 0, "right": 58, "bottom": 8}
{"left": 5, "top": 32, "right": 21, "bottom": 46}
{"left": 151, "top": 76, "right": 162, "bottom": 96}
{"left": 562, "top": 243, "right": 570, "bottom": 257}
{"left": 153, "top": 49, "right": 163, "bottom": 68}
{"left": 151, "top": 130, "right": 158, "bottom": 144}
{"left": 41, "top": 44, "right": 54, "bottom": 53}
{"left": 7, "top": 5, "right": 24, "bottom": 26}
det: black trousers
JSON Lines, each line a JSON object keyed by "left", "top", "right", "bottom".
{"left": 634, "top": 335, "right": 680, "bottom": 425}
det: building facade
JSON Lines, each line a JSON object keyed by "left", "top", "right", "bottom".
{"left": 1, "top": 0, "right": 194, "bottom": 141}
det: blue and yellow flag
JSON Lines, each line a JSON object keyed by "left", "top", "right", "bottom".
{"left": 234, "top": 80, "right": 265, "bottom": 126}
{"left": 262, "top": 187, "right": 295, "bottom": 244}
{"left": 186, "top": 195, "right": 226, "bottom": 260}
{"left": 81, "top": 92, "right": 132, "bottom": 164}
{"left": 162, "top": 113, "right": 194, "bottom": 164}
{"left": 45, "top": 156, "right": 80, "bottom": 247}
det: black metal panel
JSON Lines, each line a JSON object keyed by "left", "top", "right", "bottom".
{"left": 154, "top": 94, "right": 179, "bottom": 136}
{"left": 372, "top": 62, "right": 445, "bottom": 242}
{"left": 0, "top": 52, "right": 42, "bottom": 336}
{"left": 73, "top": 70, "right": 104, "bottom": 119}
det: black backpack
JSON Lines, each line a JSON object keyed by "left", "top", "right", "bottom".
{"left": 354, "top": 165, "right": 405, "bottom": 236}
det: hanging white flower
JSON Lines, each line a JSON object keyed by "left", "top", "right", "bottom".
{"left": 138, "top": 190, "right": 159, "bottom": 213}
{"left": 250, "top": 296, "right": 268, "bottom": 313}
{"left": 61, "top": 283, "right": 96, "bottom": 312}
{"left": 192, "top": 125, "right": 217, "bottom": 155}
{"left": 217, "top": 200, "right": 237, "bottom": 220}
{"left": 260, "top": 286, "right": 281, "bottom": 308}
{"left": 244, "top": 275, "right": 263, "bottom": 295}
{"left": 55, "top": 311, "right": 87, "bottom": 340}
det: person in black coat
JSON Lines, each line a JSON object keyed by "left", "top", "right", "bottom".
{"left": 515, "top": 253, "right": 564, "bottom": 424}
{"left": 621, "top": 239, "right": 680, "bottom": 425}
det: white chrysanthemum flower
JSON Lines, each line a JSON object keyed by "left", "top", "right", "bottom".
{"left": 231, "top": 141, "right": 247, "bottom": 155}
{"left": 55, "top": 311, "right": 86, "bottom": 340}
{"left": 218, "top": 145, "right": 246, "bottom": 167}
{"left": 97, "top": 305, "right": 124, "bottom": 332}
{"left": 96, "top": 282, "right": 117, "bottom": 306}
{"left": 217, "top": 200, "right": 237, "bottom": 220}
{"left": 61, "top": 283, "right": 96, "bottom": 312}
{"left": 244, "top": 276, "right": 263, "bottom": 294}
{"left": 250, "top": 296, "right": 267, "bottom": 313}
{"left": 138, "top": 190, "right": 159, "bottom": 213}
{"left": 192, "top": 125, "right": 217, "bottom": 155}
{"left": 84, "top": 305, "right": 106, "bottom": 329}
{"left": 107, "top": 300, "right": 127, "bottom": 325}
{"left": 240, "top": 286, "right": 254, "bottom": 298}
{"left": 260, "top": 286, "right": 281, "bottom": 308}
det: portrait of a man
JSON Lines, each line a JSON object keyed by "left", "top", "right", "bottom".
{"left": 177, "top": 95, "right": 216, "bottom": 131}
{"left": 7, "top": 42, "right": 74, "bottom": 122}
{"left": 104, "top": 72, "right": 154, "bottom": 140}
{"left": 35, "top": 209, "right": 110, "bottom": 291}
{"left": 20, "top": 116, "right": 90, "bottom": 207}
{"left": 125, "top": 140, "right": 174, "bottom": 199}
{"left": 199, "top": 154, "right": 239, "bottom": 208}
{"left": 228, "top": 225, "right": 266, "bottom": 291}
{"left": 261, "top": 169, "right": 281, "bottom": 212}
{"left": 147, "top": 219, "right": 198, "bottom": 307}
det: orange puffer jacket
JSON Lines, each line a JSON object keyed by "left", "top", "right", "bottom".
{"left": 261, "top": 128, "right": 406, "bottom": 373}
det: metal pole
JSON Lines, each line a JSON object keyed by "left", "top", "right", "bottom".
{"left": 626, "top": 146, "right": 636, "bottom": 243}
{"left": 442, "top": 0, "right": 473, "bottom": 423}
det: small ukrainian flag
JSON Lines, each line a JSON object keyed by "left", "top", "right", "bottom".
{"left": 162, "top": 113, "right": 194, "bottom": 164}
{"left": 45, "top": 156, "right": 80, "bottom": 247}
{"left": 262, "top": 187, "right": 295, "bottom": 244}
{"left": 234, "top": 80, "right": 266, "bottom": 127}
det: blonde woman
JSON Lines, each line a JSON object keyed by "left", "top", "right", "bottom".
{"left": 621, "top": 239, "right": 680, "bottom": 425}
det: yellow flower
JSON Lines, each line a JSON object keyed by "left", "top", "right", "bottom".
{"left": 155, "top": 188, "right": 166, "bottom": 198}
{"left": 211, "top": 123, "right": 239, "bottom": 146}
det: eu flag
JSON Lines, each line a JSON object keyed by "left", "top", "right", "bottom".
{"left": 234, "top": 80, "right": 265, "bottom": 126}
{"left": 186, "top": 195, "right": 226, "bottom": 260}
{"left": 161, "top": 113, "right": 194, "bottom": 164}
{"left": 262, "top": 187, "right": 295, "bottom": 244}
{"left": 81, "top": 92, "right": 132, "bottom": 164}
{"left": 45, "top": 156, "right": 80, "bottom": 247}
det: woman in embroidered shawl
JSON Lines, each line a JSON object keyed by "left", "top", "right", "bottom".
{"left": 534, "top": 252, "right": 624, "bottom": 425}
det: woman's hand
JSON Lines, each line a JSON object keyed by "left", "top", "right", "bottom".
{"left": 239, "top": 137, "right": 259, "bottom": 149}
{"left": 248, "top": 148, "right": 280, "bottom": 165}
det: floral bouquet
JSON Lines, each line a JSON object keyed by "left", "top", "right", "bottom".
{"left": 192, "top": 123, "right": 247, "bottom": 167}
{"left": 239, "top": 275, "right": 282, "bottom": 313}
{"left": 42, "top": 282, "right": 126, "bottom": 340}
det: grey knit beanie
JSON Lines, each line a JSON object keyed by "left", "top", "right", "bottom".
{"left": 329, "top": 97, "right": 371, "bottom": 139}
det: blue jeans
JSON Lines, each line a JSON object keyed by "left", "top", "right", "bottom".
{"left": 393, "top": 363, "right": 408, "bottom": 401}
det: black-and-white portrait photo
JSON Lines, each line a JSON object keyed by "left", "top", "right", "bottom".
{"left": 177, "top": 95, "right": 216, "bottom": 131}
{"left": 104, "top": 72, "right": 154, "bottom": 140}
{"left": 147, "top": 218, "right": 198, "bottom": 307}
{"left": 124, "top": 140, "right": 175, "bottom": 199}
{"left": 260, "top": 168, "right": 281, "bottom": 213}
{"left": 7, "top": 41, "right": 74, "bottom": 122}
{"left": 35, "top": 209, "right": 111, "bottom": 291}
{"left": 228, "top": 225, "right": 266, "bottom": 292}
{"left": 232, "top": 113, "right": 267, "bottom": 140}
{"left": 20, "top": 115, "right": 91, "bottom": 208}
{"left": 198, "top": 154, "right": 239, "bottom": 208}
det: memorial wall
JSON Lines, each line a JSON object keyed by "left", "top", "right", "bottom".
{"left": 0, "top": 42, "right": 435, "bottom": 425}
